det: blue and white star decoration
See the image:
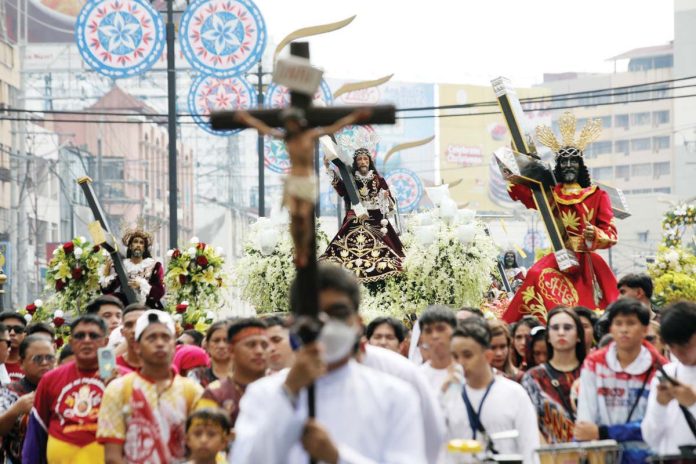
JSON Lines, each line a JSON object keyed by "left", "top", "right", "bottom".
{"left": 179, "top": 0, "right": 267, "bottom": 78}
{"left": 384, "top": 168, "right": 424, "bottom": 213}
{"left": 188, "top": 75, "right": 257, "bottom": 136}
{"left": 75, "top": 0, "right": 165, "bottom": 79}
{"left": 262, "top": 80, "right": 333, "bottom": 173}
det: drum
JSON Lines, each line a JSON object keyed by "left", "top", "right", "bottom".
{"left": 536, "top": 440, "right": 622, "bottom": 464}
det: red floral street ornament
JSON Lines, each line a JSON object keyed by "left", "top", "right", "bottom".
{"left": 25, "top": 304, "right": 37, "bottom": 315}
{"left": 196, "top": 242, "right": 206, "bottom": 251}
{"left": 172, "top": 249, "right": 181, "bottom": 259}
{"left": 53, "top": 317, "right": 65, "bottom": 327}
{"left": 63, "top": 241, "right": 75, "bottom": 254}
{"left": 72, "top": 267, "right": 83, "bottom": 280}
{"left": 55, "top": 279, "right": 66, "bottom": 291}
{"left": 196, "top": 255, "right": 209, "bottom": 267}
{"left": 176, "top": 303, "right": 188, "bottom": 314}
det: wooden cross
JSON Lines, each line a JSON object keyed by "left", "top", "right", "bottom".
{"left": 77, "top": 177, "right": 138, "bottom": 305}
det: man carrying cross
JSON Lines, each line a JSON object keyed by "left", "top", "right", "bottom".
{"left": 233, "top": 107, "right": 371, "bottom": 268}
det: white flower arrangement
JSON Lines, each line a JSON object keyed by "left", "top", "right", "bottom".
{"left": 235, "top": 212, "right": 499, "bottom": 321}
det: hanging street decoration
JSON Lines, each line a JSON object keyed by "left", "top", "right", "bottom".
{"left": 385, "top": 168, "right": 424, "bottom": 213}
{"left": 188, "top": 75, "right": 257, "bottom": 136}
{"left": 263, "top": 80, "right": 333, "bottom": 173}
{"left": 179, "top": 0, "right": 268, "bottom": 78}
{"left": 75, "top": 0, "right": 166, "bottom": 79}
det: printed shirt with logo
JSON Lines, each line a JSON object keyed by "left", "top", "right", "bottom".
{"left": 97, "top": 370, "right": 203, "bottom": 464}
{"left": 32, "top": 361, "right": 105, "bottom": 445}
{"left": 5, "top": 362, "right": 24, "bottom": 382}
{"left": 522, "top": 363, "right": 581, "bottom": 444}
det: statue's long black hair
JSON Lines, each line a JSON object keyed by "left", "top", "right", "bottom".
{"left": 351, "top": 149, "right": 379, "bottom": 177}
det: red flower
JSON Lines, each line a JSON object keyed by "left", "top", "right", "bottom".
{"left": 92, "top": 245, "right": 101, "bottom": 252}
{"left": 63, "top": 241, "right": 74, "bottom": 254}
{"left": 183, "top": 323, "right": 194, "bottom": 330}
{"left": 196, "top": 242, "right": 206, "bottom": 251}
{"left": 176, "top": 303, "right": 188, "bottom": 314}
{"left": 178, "top": 274, "right": 188, "bottom": 285}
{"left": 172, "top": 249, "right": 181, "bottom": 259}
{"left": 71, "top": 267, "right": 83, "bottom": 280}
{"left": 25, "top": 304, "right": 37, "bottom": 315}
{"left": 55, "top": 337, "right": 64, "bottom": 348}
{"left": 53, "top": 317, "right": 65, "bottom": 327}
{"left": 55, "top": 279, "right": 66, "bottom": 291}
{"left": 196, "top": 255, "right": 209, "bottom": 267}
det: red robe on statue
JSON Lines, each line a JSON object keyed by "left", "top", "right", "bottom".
{"left": 502, "top": 182, "right": 619, "bottom": 323}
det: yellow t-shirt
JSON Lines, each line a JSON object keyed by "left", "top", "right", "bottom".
{"left": 97, "top": 371, "right": 203, "bottom": 463}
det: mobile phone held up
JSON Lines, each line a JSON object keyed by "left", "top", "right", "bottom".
{"left": 98, "top": 347, "right": 116, "bottom": 380}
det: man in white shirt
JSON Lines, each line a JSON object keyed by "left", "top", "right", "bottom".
{"left": 231, "top": 264, "right": 427, "bottom": 464}
{"left": 442, "top": 317, "right": 539, "bottom": 464}
{"left": 418, "top": 305, "right": 462, "bottom": 393}
{"left": 642, "top": 301, "right": 696, "bottom": 455}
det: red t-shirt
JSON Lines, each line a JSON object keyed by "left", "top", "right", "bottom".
{"left": 5, "top": 361, "right": 24, "bottom": 382}
{"left": 33, "top": 361, "right": 105, "bottom": 447}
{"left": 116, "top": 355, "right": 138, "bottom": 373}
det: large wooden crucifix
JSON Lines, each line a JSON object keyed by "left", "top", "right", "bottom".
{"left": 77, "top": 177, "right": 138, "bottom": 304}
{"left": 490, "top": 77, "right": 580, "bottom": 271}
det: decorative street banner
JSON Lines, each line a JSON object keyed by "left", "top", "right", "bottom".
{"left": 75, "top": 0, "right": 166, "bottom": 79}
{"left": 188, "top": 74, "right": 257, "bottom": 136}
{"left": 179, "top": 0, "right": 267, "bottom": 78}
{"left": 263, "top": 80, "right": 333, "bottom": 173}
{"left": 384, "top": 168, "right": 424, "bottom": 213}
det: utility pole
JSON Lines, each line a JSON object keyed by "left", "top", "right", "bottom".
{"left": 166, "top": 0, "right": 178, "bottom": 248}
{"left": 246, "top": 63, "right": 271, "bottom": 217}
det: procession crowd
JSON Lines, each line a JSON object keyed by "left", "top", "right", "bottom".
{"left": 0, "top": 265, "right": 694, "bottom": 464}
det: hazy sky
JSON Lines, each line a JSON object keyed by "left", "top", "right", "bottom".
{"left": 254, "top": 0, "right": 674, "bottom": 86}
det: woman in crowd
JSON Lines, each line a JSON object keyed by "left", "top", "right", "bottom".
{"left": 487, "top": 319, "right": 520, "bottom": 380}
{"left": 572, "top": 306, "right": 598, "bottom": 353}
{"left": 525, "top": 326, "right": 548, "bottom": 370}
{"left": 510, "top": 316, "right": 541, "bottom": 372}
{"left": 188, "top": 321, "right": 232, "bottom": 388}
{"left": 522, "top": 306, "right": 586, "bottom": 444}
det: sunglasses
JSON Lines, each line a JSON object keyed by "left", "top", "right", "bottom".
{"left": 6, "top": 325, "right": 25, "bottom": 334}
{"left": 72, "top": 331, "right": 103, "bottom": 341}
{"left": 31, "top": 354, "right": 56, "bottom": 365}
{"left": 645, "top": 335, "right": 657, "bottom": 343}
{"left": 549, "top": 323, "right": 575, "bottom": 332}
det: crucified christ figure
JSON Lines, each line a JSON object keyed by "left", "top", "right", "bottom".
{"left": 234, "top": 107, "right": 372, "bottom": 267}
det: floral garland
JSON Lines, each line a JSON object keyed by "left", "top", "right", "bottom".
{"left": 661, "top": 203, "right": 696, "bottom": 248}
{"left": 43, "top": 237, "right": 105, "bottom": 314}
{"left": 19, "top": 299, "right": 70, "bottom": 347}
{"left": 235, "top": 213, "right": 498, "bottom": 321}
{"left": 165, "top": 237, "right": 226, "bottom": 330}
{"left": 648, "top": 246, "right": 696, "bottom": 306}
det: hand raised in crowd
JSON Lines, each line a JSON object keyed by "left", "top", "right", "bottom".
{"left": 574, "top": 421, "right": 599, "bottom": 441}
{"left": 664, "top": 381, "right": 696, "bottom": 407}
{"left": 302, "top": 418, "right": 339, "bottom": 464}
{"left": 12, "top": 392, "right": 35, "bottom": 416}
{"left": 284, "top": 342, "right": 327, "bottom": 396}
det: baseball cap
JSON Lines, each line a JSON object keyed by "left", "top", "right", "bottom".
{"left": 135, "top": 310, "right": 176, "bottom": 341}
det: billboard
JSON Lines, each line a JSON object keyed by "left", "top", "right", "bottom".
{"left": 438, "top": 83, "right": 551, "bottom": 212}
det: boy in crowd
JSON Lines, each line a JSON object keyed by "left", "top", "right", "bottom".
{"left": 442, "top": 317, "right": 539, "bottom": 464}
{"left": 418, "top": 305, "right": 461, "bottom": 393}
{"left": 185, "top": 408, "right": 231, "bottom": 464}
{"left": 641, "top": 301, "right": 696, "bottom": 455}
{"left": 575, "top": 298, "right": 667, "bottom": 464}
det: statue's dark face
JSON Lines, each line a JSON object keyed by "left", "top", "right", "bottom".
{"left": 504, "top": 252, "right": 516, "bottom": 268}
{"left": 129, "top": 236, "right": 146, "bottom": 258}
{"left": 355, "top": 154, "right": 371, "bottom": 175}
{"left": 558, "top": 157, "right": 580, "bottom": 184}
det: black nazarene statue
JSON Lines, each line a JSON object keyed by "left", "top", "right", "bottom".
{"left": 320, "top": 130, "right": 404, "bottom": 282}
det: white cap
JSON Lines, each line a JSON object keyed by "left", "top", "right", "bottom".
{"left": 134, "top": 310, "right": 176, "bottom": 341}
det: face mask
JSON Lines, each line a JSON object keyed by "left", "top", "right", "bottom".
{"left": 318, "top": 318, "right": 358, "bottom": 364}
